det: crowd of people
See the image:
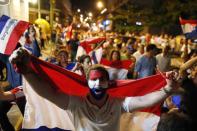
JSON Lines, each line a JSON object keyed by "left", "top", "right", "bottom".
{"left": 0, "top": 23, "right": 197, "bottom": 131}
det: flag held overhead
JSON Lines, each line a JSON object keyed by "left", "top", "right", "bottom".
{"left": 179, "top": 17, "right": 197, "bottom": 39}
{"left": 0, "top": 15, "right": 30, "bottom": 55}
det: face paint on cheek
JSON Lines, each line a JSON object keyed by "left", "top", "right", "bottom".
{"left": 88, "top": 70, "right": 109, "bottom": 100}
{"left": 88, "top": 70, "right": 108, "bottom": 89}
{"left": 88, "top": 80, "right": 108, "bottom": 100}
{"left": 88, "top": 80, "right": 96, "bottom": 89}
{"left": 88, "top": 79, "right": 108, "bottom": 89}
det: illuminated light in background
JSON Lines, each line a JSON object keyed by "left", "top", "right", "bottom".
{"left": 92, "top": 26, "right": 99, "bottom": 31}
{"left": 136, "top": 22, "right": 142, "bottom": 25}
{"left": 97, "top": 1, "right": 103, "bottom": 9}
{"left": 101, "top": 8, "right": 107, "bottom": 14}
{"left": 93, "top": 23, "right": 96, "bottom": 26}
{"left": 88, "top": 12, "right": 93, "bottom": 17}
{"left": 80, "top": 17, "right": 83, "bottom": 22}
{"left": 86, "top": 23, "right": 90, "bottom": 27}
{"left": 99, "top": 23, "right": 104, "bottom": 28}
{"left": 103, "top": 20, "right": 111, "bottom": 26}
{"left": 77, "top": 24, "right": 81, "bottom": 28}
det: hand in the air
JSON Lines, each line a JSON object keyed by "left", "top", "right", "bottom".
{"left": 9, "top": 47, "right": 32, "bottom": 74}
{"left": 165, "top": 71, "right": 180, "bottom": 92}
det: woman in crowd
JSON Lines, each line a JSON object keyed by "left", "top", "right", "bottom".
{"left": 109, "top": 50, "right": 121, "bottom": 61}
{"left": 72, "top": 54, "right": 92, "bottom": 76}
{"left": 53, "top": 49, "right": 75, "bottom": 70}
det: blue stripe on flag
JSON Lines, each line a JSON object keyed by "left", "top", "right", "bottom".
{"left": 22, "top": 126, "right": 72, "bottom": 131}
{"left": 185, "top": 27, "right": 197, "bottom": 39}
{"left": 92, "top": 51, "right": 98, "bottom": 64}
{"left": 0, "top": 15, "right": 10, "bottom": 33}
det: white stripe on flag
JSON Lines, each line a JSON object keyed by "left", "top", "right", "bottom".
{"left": 0, "top": 18, "right": 19, "bottom": 53}
{"left": 181, "top": 24, "right": 196, "bottom": 34}
{"left": 89, "top": 47, "right": 103, "bottom": 64}
{"left": 120, "top": 112, "right": 160, "bottom": 131}
{"left": 76, "top": 46, "right": 86, "bottom": 60}
{"left": 105, "top": 67, "right": 128, "bottom": 80}
{"left": 22, "top": 79, "right": 75, "bottom": 130}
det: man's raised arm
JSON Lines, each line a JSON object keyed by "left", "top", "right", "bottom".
{"left": 123, "top": 71, "right": 179, "bottom": 112}
{"left": 10, "top": 48, "right": 69, "bottom": 109}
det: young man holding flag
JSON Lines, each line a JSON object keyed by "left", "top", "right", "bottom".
{"left": 9, "top": 48, "right": 179, "bottom": 131}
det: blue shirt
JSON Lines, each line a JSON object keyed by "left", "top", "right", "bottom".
{"left": 66, "top": 63, "right": 76, "bottom": 70}
{"left": 134, "top": 55, "right": 157, "bottom": 78}
{"left": 24, "top": 40, "right": 41, "bottom": 58}
{"left": 0, "top": 54, "right": 22, "bottom": 89}
{"left": 172, "top": 95, "right": 181, "bottom": 108}
{"left": 52, "top": 61, "right": 76, "bottom": 71}
{"left": 32, "top": 39, "right": 41, "bottom": 57}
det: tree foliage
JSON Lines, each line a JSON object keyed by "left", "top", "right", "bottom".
{"left": 112, "top": 0, "right": 197, "bottom": 35}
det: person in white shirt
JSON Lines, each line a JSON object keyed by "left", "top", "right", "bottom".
{"left": 10, "top": 48, "right": 179, "bottom": 131}
{"left": 133, "top": 44, "right": 144, "bottom": 62}
{"left": 156, "top": 45, "right": 171, "bottom": 72}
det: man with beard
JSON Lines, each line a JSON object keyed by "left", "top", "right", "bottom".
{"left": 10, "top": 48, "right": 179, "bottom": 131}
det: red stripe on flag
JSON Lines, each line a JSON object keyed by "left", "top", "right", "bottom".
{"left": 80, "top": 37, "right": 106, "bottom": 54}
{"left": 30, "top": 56, "right": 165, "bottom": 98}
{"left": 100, "top": 58, "right": 133, "bottom": 69}
{"left": 180, "top": 18, "right": 197, "bottom": 25}
{"left": 28, "top": 56, "right": 166, "bottom": 115}
{"left": 4, "top": 20, "right": 29, "bottom": 55}
{"left": 30, "top": 56, "right": 89, "bottom": 96}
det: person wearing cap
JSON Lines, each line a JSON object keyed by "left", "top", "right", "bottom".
{"left": 10, "top": 48, "right": 179, "bottom": 131}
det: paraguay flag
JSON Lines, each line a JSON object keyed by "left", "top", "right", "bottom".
{"left": 0, "top": 15, "right": 29, "bottom": 55}
{"left": 76, "top": 37, "right": 106, "bottom": 64}
{"left": 29, "top": 56, "right": 166, "bottom": 113}
{"left": 22, "top": 78, "right": 74, "bottom": 131}
{"left": 21, "top": 56, "right": 164, "bottom": 131}
{"left": 76, "top": 37, "right": 134, "bottom": 80}
{"left": 100, "top": 58, "right": 133, "bottom": 80}
{"left": 180, "top": 17, "right": 197, "bottom": 39}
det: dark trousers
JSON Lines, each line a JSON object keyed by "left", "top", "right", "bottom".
{"left": 0, "top": 60, "right": 6, "bottom": 80}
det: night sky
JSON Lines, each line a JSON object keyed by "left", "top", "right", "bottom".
{"left": 70, "top": 0, "right": 98, "bottom": 14}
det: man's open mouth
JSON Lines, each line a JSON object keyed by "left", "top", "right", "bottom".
{"left": 94, "top": 89, "right": 103, "bottom": 95}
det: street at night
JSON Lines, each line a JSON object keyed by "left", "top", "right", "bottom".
{"left": 0, "top": 0, "right": 197, "bottom": 131}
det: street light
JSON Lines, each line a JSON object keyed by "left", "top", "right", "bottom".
{"left": 97, "top": 1, "right": 103, "bottom": 9}
{"left": 101, "top": 8, "right": 107, "bottom": 14}
{"left": 77, "top": 9, "right": 81, "bottom": 13}
{"left": 88, "top": 12, "right": 93, "bottom": 17}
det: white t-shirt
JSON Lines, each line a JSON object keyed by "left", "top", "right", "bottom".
{"left": 156, "top": 53, "right": 171, "bottom": 72}
{"left": 133, "top": 51, "right": 143, "bottom": 62}
{"left": 106, "top": 67, "right": 128, "bottom": 80}
{"left": 64, "top": 87, "right": 169, "bottom": 131}
{"left": 67, "top": 96, "right": 129, "bottom": 131}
